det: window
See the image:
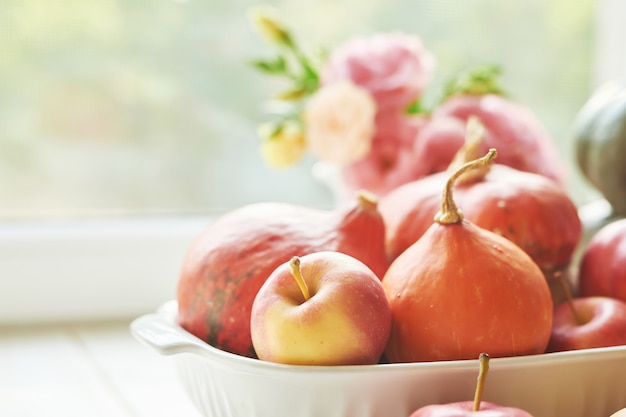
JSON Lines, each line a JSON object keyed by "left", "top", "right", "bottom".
{"left": 1, "top": 0, "right": 621, "bottom": 323}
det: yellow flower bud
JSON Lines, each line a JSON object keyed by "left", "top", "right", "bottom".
{"left": 275, "top": 86, "right": 308, "bottom": 101}
{"left": 247, "top": 6, "right": 293, "bottom": 47}
{"left": 258, "top": 121, "right": 306, "bottom": 169}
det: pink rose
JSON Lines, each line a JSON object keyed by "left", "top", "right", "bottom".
{"left": 340, "top": 112, "right": 427, "bottom": 199}
{"left": 321, "top": 32, "right": 436, "bottom": 112}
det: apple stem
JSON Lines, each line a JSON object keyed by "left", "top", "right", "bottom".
{"left": 289, "top": 256, "right": 311, "bottom": 301}
{"left": 434, "top": 148, "right": 497, "bottom": 225}
{"left": 472, "top": 353, "right": 490, "bottom": 412}
{"left": 555, "top": 270, "right": 583, "bottom": 325}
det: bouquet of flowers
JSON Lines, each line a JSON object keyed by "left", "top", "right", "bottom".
{"left": 248, "top": 6, "right": 563, "bottom": 201}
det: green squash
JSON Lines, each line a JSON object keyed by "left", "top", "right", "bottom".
{"left": 574, "top": 79, "right": 626, "bottom": 215}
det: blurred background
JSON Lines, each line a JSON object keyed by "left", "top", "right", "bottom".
{"left": 0, "top": 0, "right": 615, "bottom": 221}
{"left": 1, "top": 6, "right": 624, "bottom": 416}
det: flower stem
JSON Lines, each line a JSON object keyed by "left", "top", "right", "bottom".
{"left": 289, "top": 256, "right": 311, "bottom": 301}
{"left": 286, "top": 44, "right": 319, "bottom": 93}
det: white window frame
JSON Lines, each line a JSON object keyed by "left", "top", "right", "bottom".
{"left": 0, "top": 216, "right": 209, "bottom": 324}
{"left": 1, "top": 1, "right": 625, "bottom": 324}
{"left": 592, "top": 0, "right": 626, "bottom": 87}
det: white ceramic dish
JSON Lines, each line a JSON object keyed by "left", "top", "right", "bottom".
{"left": 131, "top": 301, "right": 626, "bottom": 417}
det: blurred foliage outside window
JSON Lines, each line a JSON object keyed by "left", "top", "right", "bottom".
{"left": 0, "top": 0, "right": 597, "bottom": 219}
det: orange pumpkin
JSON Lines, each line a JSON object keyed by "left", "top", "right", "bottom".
{"left": 383, "top": 149, "right": 553, "bottom": 362}
{"left": 381, "top": 118, "right": 581, "bottom": 303}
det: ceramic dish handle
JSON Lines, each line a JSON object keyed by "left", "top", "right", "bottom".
{"left": 130, "top": 313, "right": 208, "bottom": 356}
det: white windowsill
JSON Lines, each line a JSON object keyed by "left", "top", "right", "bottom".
{"left": 0, "top": 216, "right": 211, "bottom": 325}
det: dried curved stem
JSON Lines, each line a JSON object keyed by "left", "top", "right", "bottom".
{"left": 434, "top": 149, "right": 498, "bottom": 225}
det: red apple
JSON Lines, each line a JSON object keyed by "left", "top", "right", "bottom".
{"left": 579, "top": 218, "right": 626, "bottom": 303}
{"left": 409, "top": 354, "right": 534, "bottom": 416}
{"left": 546, "top": 296, "right": 626, "bottom": 353}
{"left": 250, "top": 251, "right": 391, "bottom": 365}
{"left": 411, "top": 402, "right": 533, "bottom": 417}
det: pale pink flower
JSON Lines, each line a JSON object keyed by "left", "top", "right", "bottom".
{"left": 321, "top": 32, "right": 436, "bottom": 112}
{"left": 304, "top": 81, "right": 377, "bottom": 165}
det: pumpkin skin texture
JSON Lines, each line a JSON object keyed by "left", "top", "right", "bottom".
{"left": 381, "top": 165, "right": 581, "bottom": 274}
{"left": 383, "top": 220, "right": 553, "bottom": 363}
{"left": 578, "top": 218, "right": 626, "bottom": 303}
{"left": 379, "top": 170, "right": 448, "bottom": 260}
{"left": 382, "top": 117, "right": 580, "bottom": 280}
{"left": 458, "top": 165, "right": 582, "bottom": 274}
{"left": 574, "top": 80, "right": 626, "bottom": 215}
{"left": 382, "top": 149, "right": 553, "bottom": 363}
{"left": 176, "top": 192, "right": 389, "bottom": 358}
{"left": 458, "top": 165, "right": 582, "bottom": 306}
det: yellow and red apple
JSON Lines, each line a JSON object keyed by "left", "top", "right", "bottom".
{"left": 250, "top": 251, "right": 391, "bottom": 365}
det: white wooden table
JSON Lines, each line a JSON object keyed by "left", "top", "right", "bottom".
{"left": 0, "top": 320, "right": 202, "bottom": 417}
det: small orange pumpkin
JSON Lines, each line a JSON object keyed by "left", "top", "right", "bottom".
{"left": 381, "top": 118, "right": 582, "bottom": 303}
{"left": 383, "top": 149, "right": 553, "bottom": 363}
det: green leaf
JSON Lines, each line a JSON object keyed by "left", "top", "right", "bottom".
{"left": 250, "top": 56, "right": 287, "bottom": 75}
{"left": 406, "top": 100, "right": 427, "bottom": 115}
{"left": 441, "top": 64, "right": 506, "bottom": 102}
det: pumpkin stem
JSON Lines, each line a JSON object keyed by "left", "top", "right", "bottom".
{"left": 356, "top": 189, "right": 379, "bottom": 212}
{"left": 289, "top": 256, "right": 311, "bottom": 301}
{"left": 472, "top": 353, "right": 490, "bottom": 412}
{"left": 448, "top": 117, "right": 494, "bottom": 185}
{"left": 434, "top": 148, "right": 498, "bottom": 224}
